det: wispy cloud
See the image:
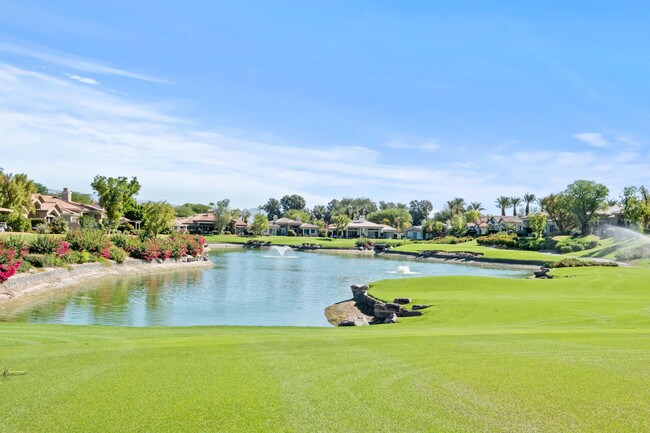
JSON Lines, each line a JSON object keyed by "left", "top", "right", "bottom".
{"left": 1, "top": 63, "right": 648, "bottom": 211}
{"left": 573, "top": 132, "right": 609, "bottom": 148}
{"left": 64, "top": 73, "right": 99, "bottom": 85}
{"left": 0, "top": 41, "right": 166, "bottom": 84}
{"left": 385, "top": 140, "right": 441, "bottom": 152}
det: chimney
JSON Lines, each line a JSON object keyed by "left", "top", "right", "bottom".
{"left": 359, "top": 214, "right": 365, "bottom": 223}
{"left": 62, "top": 188, "right": 72, "bottom": 202}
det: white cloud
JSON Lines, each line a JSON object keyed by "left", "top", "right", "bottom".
{"left": 0, "top": 41, "right": 165, "bottom": 83}
{"left": 573, "top": 132, "right": 609, "bottom": 148}
{"left": 64, "top": 73, "right": 99, "bottom": 85}
{"left": 385, "top": 140, "right": 441, "bottom": 152}
{"left": 1, "top": 62, "right": 649, "bottom": 211}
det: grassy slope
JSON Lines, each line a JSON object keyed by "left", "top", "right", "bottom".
{"left": 393, "top": 239, "right": 564, "bottom": 263}
{"left": 2, "top": 266, "right": 650, "bottom": 432}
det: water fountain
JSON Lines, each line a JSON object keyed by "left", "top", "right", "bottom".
{"left": 266, "top": 245, "right": 297, "bottom": 258}
{"left": 388, "top": 265, "right": 419, "bottom": 275}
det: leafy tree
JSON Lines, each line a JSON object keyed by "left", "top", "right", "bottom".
{"left": 311, "top": 205, "right": 327, "bottom": 221}
{"left": 331, "top": 214, "right": 350, "bottom": 237}
{"left": 606, "top": 198, "right": 619, "bottom": 207}
{"left": 495, "top": 196, "right": 511, "bottom": 216}
{"left": 522, "top": 193, "right": 536, "bottom": 216}
{"left": 261, "top": 198, "right": 282, "bottom": 219}
{"left": 34, "top": 182, "right": 48, "bottom": 194}
{"left": 231, "top": 208, "right": 242, "bottom": 220}
{"left": 408, "top": 200, "right": 433, "bottom": 225}
{"left": 423, "top": 219, "right": 445, "bottom": 238}
{"left": 251, "top": 213, "right": 269, "bottom": 235}
{"left": 539, "top": 193, "right": 573, "bottom": 234}
{"left": 142, "top": 201, "right": 176, "bottom": 236}
{"left": 620, "top": 186, "right": 643, "bottom": 229}
{"left": 79, "top": 214, "right": 101, "bottom": 230}
{"left": 0, "top": 170, "right": 37, "bottom": 215}
{"left": 212, "top": 199, "right": 232, "bottom": 234}
{"left": 285, "top": 209, "right": 310, "bottom": 222}
{"left": 528, "top": 212, "right": 547, "bottom": 238}
{"left": 564, "top": 179, "right": 609, "bottom": 235}
{"left": 367, "top": 207, "right": 412, "bottom": 231}
{"left": 174, "top": 204, "right": 195, "bottom": 217}
{"left": 71, "top": 191, "right": 93, "bottom": 205}
{"left": 464, "top": 209, "right": 480, "bottom": 224}
{"left": 510, "top": 197, "right": 522, "bottom": 216}
{"left": 449, "top": 214, "right": 467, "bottom": 236}
{"left": 280, "top": 194, "right": 306, "bottom": 214}
{"left": 640, "top": 186, "right": 650, "bottom": 231}
{"left": 90, "top": 175, "right": 141, "bottom": 232}
{"left": 241, "top": 209, "right": 251, "bottom": 223}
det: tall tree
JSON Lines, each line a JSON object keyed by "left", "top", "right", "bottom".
{"left": 142, "top": 201, "right": 176, "bottom": 236}
{"left": 367, "top": 207, "right": 412, "bottom": 231}
{"left": 280, "top": 194, "right": 306, "bottom": 214}
{"left": 640, "top": 186, "right": 650, "bottom": 231}
{"left": 510, "top": 197, "right": 523, "bottom": 216}
{"left": 311, "top": 204, "right": 327, "bottom": 221}
{"left": 241, "top": 209, "right": 251, "bottom": 223}
{"left": 495, "top": 196, "right": 511, "bottom": 217}
{"left": 522, "top": 193, "right": 536, "bottom": 216}
{"left": 261, "top": 198, "right": 282, "bottom": 220}
{"left": 467, "top": 201, "right": 485, "bottom": 212}
{"left": 464, "top": 209, "right": 480, "bottom": 224}
{"left": 447, "top": 197, "right": 466, "bottom": 216}
{"left": 212, "top": 199, "right": 232, "bottom": 234}
{"left": 332, "top": 214, "right": 350, "bottom": 237}
{"left": 528, "top": 212, "right": 547, "bottom": 238}
{"left": 0, "top": 170, "right": 37, "bottom": 216}
{"left": 564, "top": 179, "right": 609, "bottom": 235}
{"left": 540, "top": 193, "right": 573, "bottom": 234}
{"left": 251, "top": 213, "right": 269, "bottom": 235}
{"left": 408, "top": 200, "right": 433, "bottom": 225}
{"left": 90, "top": 175, "right": 141, "bottom": 231}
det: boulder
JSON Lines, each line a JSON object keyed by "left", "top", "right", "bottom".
{"left": 393, "top": 297, "right": 412, "bottom": 305}
{"left": 338, "top": 315, "right": 369, "bottom": 327}
{"left": 411, "top": 304, "right": 430, "bottom": 310}
{"left": 384, "top": 313, "right": 398, "bottom": 324}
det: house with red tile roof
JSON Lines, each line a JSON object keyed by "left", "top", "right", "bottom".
{"left": 31, "top": 188, "right": 104, "bottom": 229}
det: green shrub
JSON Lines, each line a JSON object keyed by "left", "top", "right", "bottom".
{"left": 65, "top": 230, "right": 111, "bottom": 258}
{"left": 559, "top": 245, "right": 572, "bottom": 254}
{"left": 35, "top": 224, "right": 50, "bottom": 234}
{"left": 24, "top": 253, "right": 61, "bottom": 268}
{"left": 48, "top": 217, "right": 69, "bottom": 234}
{"left": 0, "top": 213, "right": 31, "bottom": 232}
{"left": 111, "top": 233, "right": 139, "bottom": 252}
{"left": 476, "top": 232, "right": 518, "bottom": 248}
{"left": 1, "top": 236, "right": 28, "bottom": 251}
{"left": 546, "top": 258, "right": 618, "bottom": 268}
{"left": 287, "top": 229, "right": 297, "bottom": 237}
{"left": 29, "top": 235, "right": 60, "bottom": 254}
{"left": 432, "top": 236, "right": 473, "bottom": 244}
{"left": 108, "top": 246, "right": 127, "bottom": 264}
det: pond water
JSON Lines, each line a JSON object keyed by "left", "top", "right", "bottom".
{"left": 1, "top": 249, "right": 527, "bottom": 327}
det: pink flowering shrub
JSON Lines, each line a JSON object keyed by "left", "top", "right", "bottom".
{"left": 0, "top": 244, "right": 23, "bottom": 283}
{"left": 55, "top": 241, "right": 70, "bottom": 257}
{"left": 65, "top": 230, "right": 112, "bottom": 259}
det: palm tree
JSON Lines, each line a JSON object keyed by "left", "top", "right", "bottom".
{"left": 606, "top": 198, "right": 619, "bottom": 208}
{"left": 467, "top": 201, "right": 485, "bottom": 212}
{"left": 522, "top": 193, "right": 536, "bottom": 216}
{"left": 495, "top": 196, "right": 511, "bottom": 217}
{"left": 510, "top": 197, "right": 522, "bottom": 216}
{"left": 447, "top": 197, "right": 466, "bottom": 216}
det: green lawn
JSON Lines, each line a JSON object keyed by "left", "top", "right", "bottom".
{"left": 2, "top": 266, "right": 650, "bottom": 432}
{"left": 393, "top": 239, "right": 564, "bottom": 264}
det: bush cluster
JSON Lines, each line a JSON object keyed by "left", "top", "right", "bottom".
{"left": 65, "top": 230, "right": 111, "bottom": 259}
{"left": 615, "top": 245, "right": 650, "bottom": 261}
{"left": 476, "top": 232, "right": 519, "bottom": 248}
{"left": 431, "top": 236, "right": 473, "bottom": 244}
{"left": 546, "top": 258, "right": 618, "bottom": 268}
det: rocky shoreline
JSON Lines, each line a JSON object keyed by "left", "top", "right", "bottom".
{"left": 0, "top": 257, "right": 215, "bottom": 306}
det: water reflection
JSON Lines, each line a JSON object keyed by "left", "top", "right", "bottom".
{"left": 1, "top": 251, "right": 526, "bottom": 327}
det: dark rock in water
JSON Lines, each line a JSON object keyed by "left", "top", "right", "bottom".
{"left": 384, "top": 313, "right": 398, "bottom": 324}
{"left": 338, "top": 315, "right": 369, "bottom": 327}
{"left": 534, "top": 267, "right": 554, "bottom": 279}
{"left": 411, "top": 304, "right": 430, "bottom": 310}
{"left": 393, "top": 297, "right": 411, "bottom": 305}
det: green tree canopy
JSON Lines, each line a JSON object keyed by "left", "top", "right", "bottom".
{"left": 408, "top": 200, "right": 433, "bottom": 225}
{"left": 564, "top": 179, "right": 609, "bottom": 235}
{"left": 142, "top": 201, "right": 176, "bottom": 236}
{"left": 528, "top": 212, "right": 547, "bottom": 238}
{"left": 90, "top": 175, "right": 141, "bottom": 231}
{"left": 212, "top": 199, "right": 232, "bottom": 234}
{"left": 280, "top": 194, "right": 306, "bottom": 214}
{"left": 367, "top": 207, "right": 412, "bottom": 231}
{"left": 261, "top": 198, "right": 282, "bottom": 219}
{"left": 251, "top": 213, "right": 269, "bottom": 235}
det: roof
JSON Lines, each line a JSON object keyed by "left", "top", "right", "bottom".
{"left": 230, "top": 219, "right": 248, "bottom": 227}
{"left": 274, "top": 217, "right": 302, "bottom": 226}
{"left": 32, "top": 193, "right": 104, "bottom": 217}
{"left": 299, "top": 222, "right": 319, "bottom": 229}
{"left": 404, "top": 226, "right": 423, "bottom": 232}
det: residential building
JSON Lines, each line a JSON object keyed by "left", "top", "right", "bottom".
{"left": 31, "top": 188, "right": 104, "bottom": 229}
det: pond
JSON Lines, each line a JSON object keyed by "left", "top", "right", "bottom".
{"left": 0, "top": 249, "right": 528, "bottom": 327}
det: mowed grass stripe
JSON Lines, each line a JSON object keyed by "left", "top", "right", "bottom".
{"left": 2, "top": 265, "right": 650, "bottom": 432}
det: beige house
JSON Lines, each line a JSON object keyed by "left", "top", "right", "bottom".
{"left": 175, "top": 212, "right": 216, "bottom": 234}
{"left": 264, "top": 217, "right": 319, "bottom": 236}
{"left": 31, "top": 188, "right": 104, "bottom": 229}
{"left": 328, "top": 215, "right": 398, "bottom": 239}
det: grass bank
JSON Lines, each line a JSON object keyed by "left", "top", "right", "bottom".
{"left": 2, "top": 266, "right": 650, "bottom": 432}
{"left": 205, "top": 234, "right": 407, "bottom": 249}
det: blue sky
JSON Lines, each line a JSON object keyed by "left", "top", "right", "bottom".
{"left": 2, "top": 1, "right": 650, "bottom": 213}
